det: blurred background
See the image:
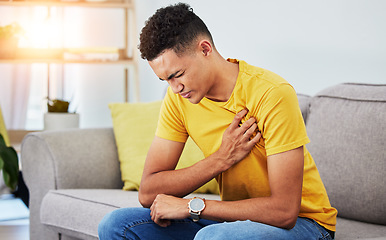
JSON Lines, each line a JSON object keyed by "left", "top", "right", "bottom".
{"left": 1, "top": 0, "right": 385, "bottom": 130}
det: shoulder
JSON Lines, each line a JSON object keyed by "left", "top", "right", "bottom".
{"left": 238, "top": 60, "right": 288, "bottom": 87}
{"left": 236, "top": 60, "right": 296, "bottom": 105}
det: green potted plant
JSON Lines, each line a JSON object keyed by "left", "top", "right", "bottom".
{"left": 47, "top": 98, "right": 71, "bottom": 113}
{"left": 0, "top": 134, "right": 19, "bottom": 192}
{"left": 44, "top": 98, "right": 80, "bottom": 130}
{"left": 0, "top": 22, "right": 24, "bottom": 59}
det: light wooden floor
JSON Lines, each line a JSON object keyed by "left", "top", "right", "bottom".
{"left": 0, "top": 224, "right": 29, "bottom": 240}
{"left": 0, "top": 195, "right": 30, "bottom": 240}
{"left": 0, "top": 197, "right": 29, "bottom": 240}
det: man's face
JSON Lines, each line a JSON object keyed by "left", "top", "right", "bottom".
{"left": 149, "top": 49, "right": 211, "bottom": 104}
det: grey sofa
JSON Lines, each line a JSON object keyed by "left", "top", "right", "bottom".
{"left": 21, "top": 83, "right": 386, "bottom": 240}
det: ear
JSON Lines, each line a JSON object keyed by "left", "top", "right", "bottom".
{"left": 198, "top": 40, "right": 213, "bottom": 56}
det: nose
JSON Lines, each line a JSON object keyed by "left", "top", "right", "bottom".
{"left": 169, "top": 79, "right": 184, "bottom": 94}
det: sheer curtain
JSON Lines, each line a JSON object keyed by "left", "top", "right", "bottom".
{"left": 1, "top": 5, "right": 126, "bottom": 130}
{"left": 0, "top": 65, "right": 31, "bottom": 130}
{"left": 0, "top": 6, "right": 44, "bottom": 130}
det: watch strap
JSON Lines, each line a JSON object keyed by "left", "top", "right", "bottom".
{"left": 188, "top": 197, "right": 205, "bottom": 222}
{"left": 189, "top": 210, "right": 200, "bottom": 222}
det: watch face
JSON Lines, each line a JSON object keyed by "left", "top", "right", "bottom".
{"left": 190, "top": 198, "right": 205, "bottom": 211}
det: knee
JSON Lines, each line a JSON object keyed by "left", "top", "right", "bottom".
{"left": 98, "top": 208, "right": 151, "bottom": 240}
{"left": 98, "top": 210, "right": 118, "bottom": 240}
{"left": 98, "top": 208, "right": 129, "bottom": 239}
{"left": 194, "top": 223, "right": 228, "bottom": 240}
{"left": 195, "top": 220, "right": 281, "bottom": 240}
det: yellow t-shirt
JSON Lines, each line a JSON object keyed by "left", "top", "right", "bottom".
{"left": 156, "top": 59, "right": 337, "bottom": 231}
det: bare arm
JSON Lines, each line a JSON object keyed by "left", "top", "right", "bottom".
{"left": 139, "top": 109, "right": 260, "bottom": 207}
{"left": 151, "top": 146, "right": 304, "bottom": 229}
{"left": 139, "top": 136, "right": 223, "bottom": 207}
{"left": 200, "top": 146, "right": 304, "bottom": 228}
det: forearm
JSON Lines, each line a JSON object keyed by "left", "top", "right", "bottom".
{"left": 201, "top": 147, "right": 304, "bottom": 229}
{"left": 139, "top": 151, "right": 225, "bottom": 207}
{"left": 202, "top": 196, "right": 300, "bottom": 229}
{"left": 150, "top": 194, "right": 301, "bottom": 229}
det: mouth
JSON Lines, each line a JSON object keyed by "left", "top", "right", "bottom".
{"left": 180, "top": 91, "right": 191, "bottom": 98}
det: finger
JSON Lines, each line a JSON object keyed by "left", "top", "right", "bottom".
{"left": 243, "top": 122, "right": 258, "bottom": 137}
{"left": 150, "top": 208, "right": 155, "bottom": 222}
{"left": 151, "top": 208, "right": 159, "bottom": 223}
{"left": 230, "top": 109, "right": 248, "bottom": 129}
{"left": 239, "top": 117, "right": 256, "bottom": 133}
{"left": 150, "top": 202, "right": 156, "bottom": 220}
{"left": 248, "top": 131, "right": 262, "bottom": 146}
{"left": 152, "top": 210, "right": 170, "bottom": 227}
{"left": 157, "top": 219, "right": 171, "bottom": 228}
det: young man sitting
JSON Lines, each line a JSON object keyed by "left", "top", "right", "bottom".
{"left": 98, "top": 3, "right": 337, "bottom": 239}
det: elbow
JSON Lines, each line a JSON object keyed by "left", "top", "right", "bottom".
{"left": 138, "top": 189, "right": 154, "bottom": 208}
{"left": 281, "top": 215, "right": 298, "bottom": 229}
{"left": 278, "top": 210, "right": 299, "bottom": 229}
{"left": 274, "top": 196, "right": 301, "bottom": 229}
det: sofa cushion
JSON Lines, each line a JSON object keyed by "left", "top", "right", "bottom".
{"left": 41, "top": 189, "right": 140, "bottom": 239}
{"left": 109, "top": 101, "right": 219, "bottom": 194}
{"left": 297, "top": 94, "right": 311, "bottom": 124}
{"left": 336, "top": 217, "right": 386, "bottom": 240}
{"left": 306, "top": 83, "right": 386, "bottom": 225}
{"left": 40, "top": 189, "right": 220, "bottom": 239}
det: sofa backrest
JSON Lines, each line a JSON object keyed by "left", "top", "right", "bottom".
{"left": 297, "top": 93, "right": 311, "bottom": 123}
{"left": 306, "top": 83, "right": 386, "bottom": 225}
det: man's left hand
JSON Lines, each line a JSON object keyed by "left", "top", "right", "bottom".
{"left": 150, "top": 194, "right": 190, "bottom": 227}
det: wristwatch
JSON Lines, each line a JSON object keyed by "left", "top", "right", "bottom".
{"left": 188, "top": 197, "right": 206, "bottom": 222}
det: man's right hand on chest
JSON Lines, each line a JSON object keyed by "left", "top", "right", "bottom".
{"left": 216, "top": 109, "right": 261, "bottom": 171}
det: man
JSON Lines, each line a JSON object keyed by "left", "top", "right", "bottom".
{"left": 98, "top": 3, "right": 337, "bottom": 239}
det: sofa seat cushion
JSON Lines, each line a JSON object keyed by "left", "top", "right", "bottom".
{"left": 336, "top": 217, "right": 386, "bottom": 240}
{"left": 40, "top": 189, "right": 220, "bottom": 239}
{"left": 40, "top": 189, "right": 141, "bottom": 239}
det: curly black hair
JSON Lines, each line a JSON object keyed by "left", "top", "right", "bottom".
{"left": 139, "top": 3, "right": 214, "bottom": 61}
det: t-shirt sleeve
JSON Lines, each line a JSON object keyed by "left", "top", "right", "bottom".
{"left": 258, "top": 84, "right": 310, "bottom": 156}
{"left": 156, "top": 87, "right": 188, "bottom": 143}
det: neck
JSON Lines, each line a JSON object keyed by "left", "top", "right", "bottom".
{"left": 206, "top": 55, "right": 239, "bottom": 102}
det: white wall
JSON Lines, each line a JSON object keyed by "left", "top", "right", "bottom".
{"left": 1, "top": 1, "right": 385, "bottom": 129}
{"left": 135, "top": 0, "right": 386, "bottom": 101}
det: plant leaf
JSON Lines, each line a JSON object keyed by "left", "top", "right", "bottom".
{"left": 0, "top": 133, "right": 6, "bottom": 146}
{"left": 0, "top": 134, "right": 19, "bottom": 191}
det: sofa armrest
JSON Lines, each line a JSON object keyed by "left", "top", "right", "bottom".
{"left": 21, "top": 128, "right": 122, "bottom": 190}
{"left": 21, "top": 128, "right": 123, "bottom": 240}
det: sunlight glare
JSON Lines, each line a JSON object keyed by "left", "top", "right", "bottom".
{"left": 23, "top": 6, "right": 62, "bottom": 48}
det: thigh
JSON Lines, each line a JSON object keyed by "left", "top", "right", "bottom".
{"left": 98, "top": 207, "right": 219, "bottom": 240}
{"left": 194, "top": 217, "right": 332, "bottom": 240}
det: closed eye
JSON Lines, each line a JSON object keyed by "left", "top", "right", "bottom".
{"left": 158, "top": 70, "right": 185, "bottom": 81}
{"left": 175, "top": 71, "right": 185, "bottom": 78}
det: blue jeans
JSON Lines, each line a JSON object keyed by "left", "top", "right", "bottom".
{"left": 98, "top": 208, "right": 334, "bottom": 240}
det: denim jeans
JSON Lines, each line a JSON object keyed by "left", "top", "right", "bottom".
{"left": 98, "top": 208, "right": 334, "bottom": 240}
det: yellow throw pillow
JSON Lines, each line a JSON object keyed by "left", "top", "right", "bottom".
{"left": 109, "top": 101, "right": 219, "bottom": 194}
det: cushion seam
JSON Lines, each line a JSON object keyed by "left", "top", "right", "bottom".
{"left": 343, "top": 82, "right": 386, "bottom": 87}
{"left": 48, "top": 191, "right": 123, "bottom": 209}
{"left": 314, "top": 95, "right": 386, "bottom": 103}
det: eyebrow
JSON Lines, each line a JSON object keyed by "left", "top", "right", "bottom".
{"left": 159, "top": 70, "right": 182, "bottom": 81}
